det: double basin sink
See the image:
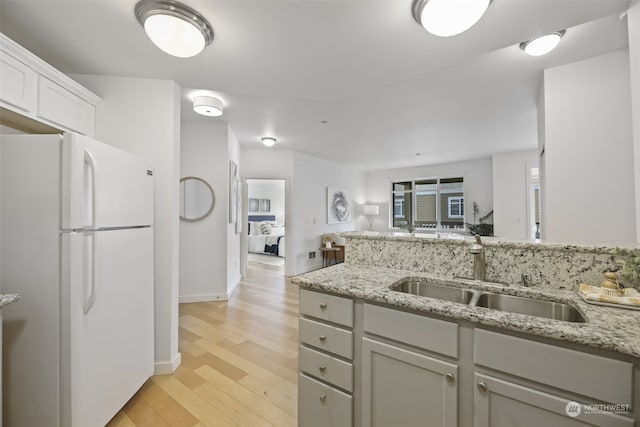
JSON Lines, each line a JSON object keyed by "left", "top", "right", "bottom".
{"left": 391, "top": 279, "right": 586, "bottom": 323}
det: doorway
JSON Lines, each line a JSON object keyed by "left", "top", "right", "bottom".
{"left": 242, "top": 179, "right": 287, "bottom": 275}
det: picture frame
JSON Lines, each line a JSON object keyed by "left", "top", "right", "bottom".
{"left": 327, "top": 188, "right": 351, "bottom": 224}
{"left": 249, "top": 198, "right": 259, "bottom": 212}
{"left": 229, "top": 161, "right": 237, "bottom": 224}
{"left": 235, "top": 178, "right": 242, "bottom": 234}
{"left": 259, "top": 199, "right": 271, "bottom": 212}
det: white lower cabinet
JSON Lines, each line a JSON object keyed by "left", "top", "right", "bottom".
{"left": 361, "top": 337, "right": 458, "bottom": 427}
{"left": 474, "top": 373, "right": 634, "bottom": 427}
{"left": 299, "top": 288, "right": 354, "bottom": 427}
{"left": 298, "top": 292, "right": 639, "bottom": 427}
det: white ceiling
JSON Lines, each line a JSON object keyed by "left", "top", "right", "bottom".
{"left": 0, "top": 0, "right": 632, "bottom": 170}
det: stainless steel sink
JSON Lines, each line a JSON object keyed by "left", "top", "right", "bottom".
{"left": 475, "top": 293, "right": 586, "bottom": 323}
{"left": 390, "top": 280, "right": 475, "bottom": 304}
{"left": 390, "top": 278, "right": 586, "bottom": 323}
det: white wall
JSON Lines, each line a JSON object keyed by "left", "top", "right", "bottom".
{"left": 179, "top": 122, "right": 229, "bottom": 302}
{"left": 227, "top": 128, "right": 241, "bottom": 296}
{"left": 291, "top": 152, "right": 366, "bottom": 274}
{"left": 492, "top": 150, "right": 538, "bottom": 240}
{"left": 366, "top": 157, "right": 494, "bottom": 231}
{"left": 247, "top": 180, "right": 286, "bottom": 224}
{"left": 241, "top": 148, "right": 366, "bottom": 276}
{"left": 541, "top": 50, "right": 636, "bottom": 245}
{"left": 70, "top": 74, "right": 182, "bottom": 374}
{"left": 629, "top": 1, "right": 640, "bottom": 244}
{"left": 179, "top": 122, "right": 242, "bottom": 301}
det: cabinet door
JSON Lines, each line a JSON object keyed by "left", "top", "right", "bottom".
{"left": 37, "top": 75, "right": 94, "bottom": 135}
{"left": 0, "top": 51, "right": 36, "bottom": 113}
{"left": 474, "top": 373, "right": 634, "bottom": 427}
{"left": 362, "top": 338, "right": 458, "bottom": 427}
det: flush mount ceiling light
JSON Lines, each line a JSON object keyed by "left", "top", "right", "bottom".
{"left": 520, "top": 30, "right": 566, "bottom": 56}
{"left": 261, "top": 137, "right": 276, "bottom": 147}
{"left": 135, "top": 0, "right": 214, "bottom": 58}
{"left": 193, "top": 96, "right": 223, "bottom": 116}
{"left": 412, "top": 0, "right": 491, "bottom": 37}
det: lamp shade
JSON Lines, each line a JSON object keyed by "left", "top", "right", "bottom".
{"left": 363, "top": 205, "right": 379, "bottom": 216}
{"left": 193, "top": 96, "right": 223, "bottom": 117}
{"left": 412, "top": 0, "right": 491, "bottom": 37}
{"left": 520, "top": 30, "right": 565, "bottom": 56}
{"left": 135, "top": 0, "right": 214, "bottom": 58}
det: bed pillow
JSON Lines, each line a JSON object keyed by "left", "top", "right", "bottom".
{"left": 270, "top": 226, "right": 285, "bottom": 235}
{"left": 260, "top": 222, "right": 272, "bottom": 235}
{"left": 248, "top": 221, "right": 260, "bottom": 235}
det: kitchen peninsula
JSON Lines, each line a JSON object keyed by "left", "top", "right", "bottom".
{"left": 293, "top": 232, "right": 640, "bottom": 427}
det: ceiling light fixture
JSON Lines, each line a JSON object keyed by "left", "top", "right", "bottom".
{"left": 261, "top": 137, "right": 276, "bottom": 147}
{"left": 412, "top": 0, "right": 491, "bottom": 37}
{"left": 193, "top": 96, "right": 223, "bottom": 116}
{"left": 520, "top": 30, "right": 566, "bottom": 56}
{"left": 135, "top": 0, "right": 214, "bottom": 58}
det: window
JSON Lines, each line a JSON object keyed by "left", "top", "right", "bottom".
{"left": 391, "top": 177, "right": 464, "bottom": 230}
{"left": 448, "top": 197, "right": 464, "bottom": 218}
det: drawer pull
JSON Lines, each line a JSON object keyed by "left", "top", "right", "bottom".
{"left": 446, "top": 372, "right": 455, "bottom": 383}
{"left": 319, "top": 394, "right": 327, "bottom": 402}
{"left": 319, "top": 366, "right": 327, "bottom": 372}
{"left": 319, "top": 335, "right": 327, "bottom": 342}
{"left": 477, "top": 382, "right": 488, "bottom": 393}
{"left": 319, "top": 302, "right": 327, "bottom": 310}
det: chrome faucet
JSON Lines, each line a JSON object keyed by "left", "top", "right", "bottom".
{"left": 468, "top": 234, "right": 486, "bottom": 281}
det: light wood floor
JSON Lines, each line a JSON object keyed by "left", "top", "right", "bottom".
{"left": 107, "top": 263, "right": 299, "bottom": 427}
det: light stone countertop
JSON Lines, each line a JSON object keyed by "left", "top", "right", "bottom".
{"left": 343, "top": 231, "right": 640, "bottom": 255}
{"left": 291, "top": 263, "right": 640, "bottom": 358}
{"left": 0, "top": 294, "right": 20, "bottom": 308}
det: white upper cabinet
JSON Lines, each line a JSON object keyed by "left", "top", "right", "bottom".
{"left": 0, "top": 33, "right": 100, "bottom": 136}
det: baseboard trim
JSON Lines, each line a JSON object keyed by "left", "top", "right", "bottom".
{"left": 154, "top": 352, "right": 181, "bottom": 375}
{"left": 227, "top": 274, "right": 241, "bottom": 298}
{"left": 179, "top": 293, "right": 228, "bottom": 303}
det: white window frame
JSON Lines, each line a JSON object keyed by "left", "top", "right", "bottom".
{"left": 390, "top": 176, "right": 464, "bottom": 231}
{"left": 447, "top": 196, "right": 464, "bottom": 218}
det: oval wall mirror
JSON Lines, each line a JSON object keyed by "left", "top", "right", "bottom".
{"left": 180, "top": 176, "right": 215, "bottom": 222}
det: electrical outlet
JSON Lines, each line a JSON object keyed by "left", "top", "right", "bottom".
{"left": 308, "top": 251, "right": 316, "bottom": 260}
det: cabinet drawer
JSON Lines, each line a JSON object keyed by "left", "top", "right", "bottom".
{"left": 37, "top": 75, "right": 94, "bottom": 135}
{"left": 300, "top": 318, "right": 353, "bottom": 360}
{"left": 300, "top": 346, "right": 353, "bottom": 392}
{"left": 364, "top": 303, "right": 458, "bottom": 358}
{"left": 299, "top": 374, "right": 352, "bottom": 427}
{"left": 0, "top": 51, "right": 36, "bottom": 113}
{"left": 474, "top": 329, "right": 633, "bottom": 404}
{"left": 300, "top": 288, "right": 353, "bottom": 327}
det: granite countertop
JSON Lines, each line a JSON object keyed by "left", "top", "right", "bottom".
{"left": 0, "top": 294, "right": 20, "bottom": 308}
{"left": 343, "top": 231, "right": 640, "bottom": 255}
{"left": 292, "top": 264, "right": 640, "bottom": 358}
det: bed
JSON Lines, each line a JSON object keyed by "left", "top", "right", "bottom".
{"left": 247, "top": 215, "right": 285, "bottom": 257}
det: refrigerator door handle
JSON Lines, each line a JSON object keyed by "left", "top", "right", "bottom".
{"left": 83, "top": 233, "right": 96, "bottom": 314}
{"left": 83, "top": 149, "right": 96, "bottom": 229}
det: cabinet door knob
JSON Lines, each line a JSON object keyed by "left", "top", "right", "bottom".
{"left": 319, "top": 366, "right": 327, "bottom": 372}
{"left": 319, "top": 335, "right": 327, "bottom": 342}
{"left": 477, "top": 382, "right": 488, "bottom": 392}
{"left": 319, "top": 394, "right": 327, "bottom": 402}
{"left": 446, "top": 372, "right": 455, "bottom": 383}
{"left": 319, "top": 302, "right": 327, "bottom": 310}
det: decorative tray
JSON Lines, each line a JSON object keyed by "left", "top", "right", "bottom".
{"left": 578, "top": 284, "right": 640, "bottom": 311}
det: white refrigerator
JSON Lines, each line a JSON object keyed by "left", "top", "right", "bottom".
{"left": 1, "top": 133, "right": 155, "bottom": 427}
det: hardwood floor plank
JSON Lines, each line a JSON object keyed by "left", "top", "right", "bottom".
{"left": 152, "top": 375, "right": 240, "bottom": 427}
{"left": 194, "top": 365, "right": 297, "bottom": 427}
{"left": 107, "top": 263, "right": 298, "bottom": 427}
